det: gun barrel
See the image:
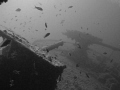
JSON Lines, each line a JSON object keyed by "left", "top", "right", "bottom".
{"left": 41, "top": 40, "right": 64, "bottom": 52}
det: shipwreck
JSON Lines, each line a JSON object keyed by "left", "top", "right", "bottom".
{"left": 0, "top": 25, "right": 66, "bottom": 90}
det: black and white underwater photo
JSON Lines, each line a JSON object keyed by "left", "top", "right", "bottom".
{"left": 0, "top": 0, "right": 120, "bottom": 90}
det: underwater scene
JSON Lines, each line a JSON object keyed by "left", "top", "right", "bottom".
{"left": 0, "top": 0, "right": 120, "bottom": 90}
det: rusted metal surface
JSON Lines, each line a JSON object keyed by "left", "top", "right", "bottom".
{"left": 0, "top": 26, "right": 66, "bottom": 90}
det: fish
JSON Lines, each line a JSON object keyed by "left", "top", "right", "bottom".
{"left": 86, "top": 73, "right": 89, "bottom": 78}
{"left": 35, "top": 6, "right": 43, "bottom": 11}
{"left": 103, "top": 52, "right": 107, "bottom": 54}
{"left": 45, "top": 22, "right": 47, "bottom": 28}
{"left": 68, "top": 6, "right": 73, "bottom": 8}
{"left": 76, "top": 42, "right": 81, "bottom": 49}
{"left": 15, "top": 8, "right": 21, "bottom": 12}
{"left": 68, "top": 53, "right": 71, "bottom": 56}
{"left": 60, "top": 20, "right": 65, "bottom": 24}
{"left": 77, "top": 44, "right": 81, "bottom": 49}
{"left": 43, "top": 33, "right": 50, "bottom": 38}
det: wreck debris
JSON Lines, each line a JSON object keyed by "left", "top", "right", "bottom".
{"left": 0, "top": 39, "right": 11, "bottom": 47}
{"left": 41, "top": 40, "right": 64, "bottom": 53}
{"left": 0, "top": 25, "right": 66, "bottom": 90}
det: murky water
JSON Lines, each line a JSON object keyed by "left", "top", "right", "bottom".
{"left": 0, "top": 0, "right": 120, "bottom": 90}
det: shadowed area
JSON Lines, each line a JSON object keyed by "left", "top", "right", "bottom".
{"left": 0, "top": 28, "right": 66, "bottom": 90}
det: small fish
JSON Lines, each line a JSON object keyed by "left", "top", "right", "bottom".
{"left": 54, "top": 5, "right": 56, "bottom": 9}
{"left": 15, "top": 8, "right": 21, "bottom": 12}
{"left": 76, "top": 64, "right": 79, "bottom": 67}
{"left": 68, "top": 53, "right": 71, "bottom": 56}
{"left": 59, "top": 9, "right": 62, "bottom": 11}
{"left": 45, "top": 22, "right": 47, "bottom": 28}
{"left": 87, "top": 28, "right": 88, "bottom": 30}
{"left": 81, "top": 27, "right": 82, "bottom": 29}
{"left": 110, "top": 59, "right": 113, "bottom": 63}
{"left": 68, "top": 6, "right": 73, "bottom": 8}
{"left": 35, "top": 6, "right": 43, "bottom": 11}
{"left": 60, "top": 20, "right": 65, "bottom": 24}
{"left": 77, "top": 44, "right": 81, "bottom": 49}
{"left": 103, "top": 52, "right": 107, "bottom": 54}
{"left": 35, "top": 29, "right": 38, "bottom": 31}
{"left": 44, "top": 33, "right": 50, "bottom": 38}
{"left": 86, "top": 73, "right": 89, "bottom": 78}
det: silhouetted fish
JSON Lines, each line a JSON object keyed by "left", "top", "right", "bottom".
{"left": 45, "top": 22, "right": 47, "bottom": 28}
{"left": 44, "top": 33, "right": 50, "bottom": 38}
{"left": 15, "top": 8, "right": 21, "bottom": 12}
{"left": 35, "top": 6, "right": 43, "bottom": 11}
{"left": 60, "top": 20, "right": 65, "bottom": 24}
{"left": 77, "top": 44, "right": 81, "bottom": 49}
{"left": 68, "top": 6, "right": 73, "bottom": 8}
{"left": 103, "top": 52, "right": 107, "bottom": 54}
{"left": 86, "top": 73, "right": 89, "bottom": 78}
{"left": 68, "top": 53, "right": 71, "bottom": 56}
